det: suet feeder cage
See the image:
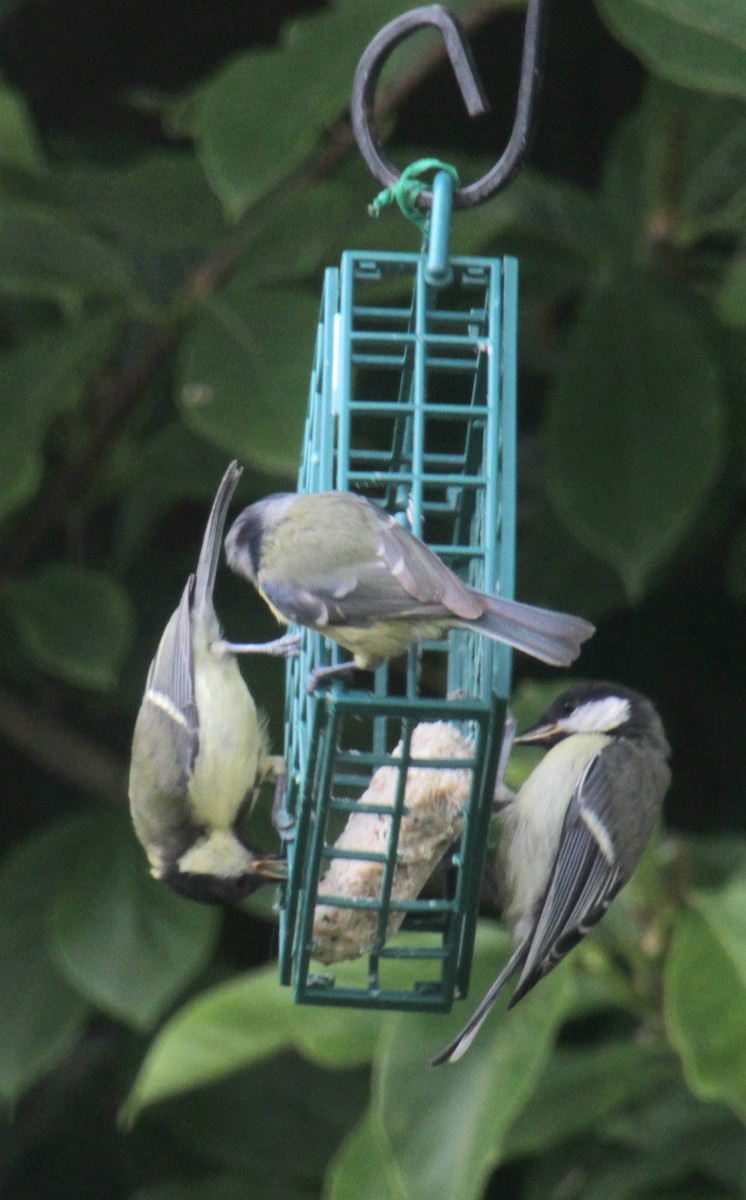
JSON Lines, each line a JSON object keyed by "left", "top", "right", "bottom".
{"left": 277, "top": 241, "right": 517, "bottom": 1009}
{"left": 274, "top": 2, "right": 546, "bottom": 1011}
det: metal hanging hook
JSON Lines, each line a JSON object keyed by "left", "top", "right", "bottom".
{"left": 351, "top": 1, "right": 549, "bottom": 212}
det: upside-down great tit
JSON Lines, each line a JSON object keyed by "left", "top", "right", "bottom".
{"left": 128, "top": 462, "right": 287, "bottom": 904}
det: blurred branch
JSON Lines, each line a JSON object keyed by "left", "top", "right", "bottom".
{"left": 0, "top": 0, "right": 500, "bottom": 580}
{"left": 0, "top": 684, "right": 128, "bottom": 804}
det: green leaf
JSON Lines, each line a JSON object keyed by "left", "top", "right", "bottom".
{"left": 111, "top": 423, "right": 247, "bottom": 570}
{"left": 523, "top": 1072, "right": 746, "bottom": 1199}
{"left": 679, "top": 833, "right": 746, "bottom": 887}
{"left": 122, "top": 954, "right": 389, "bottom": 1120}
{"left": 185, "top": 0, "right": 477, "bottom": 221}
{"left": 596, "top": 0, "right": 746, "bottom": 100}
{"left": 325, "top": 1112, "right": 408, "bottom": 1200}
{"left": 0, "top": 820, "right": 91, "bottom": 1104}
{"left": 178, "top": 281, "right": 317, "bottom": 475}
{"left": 49, "top": 809, "right": 220, "bottom": 1030}
{"left": 718, "top": 254, "right": 746, "bottom": 326}
{"left": 545, "top": 274, "right": 724, "bottom": 599}
{"left": 669, "top": 95, "right": 746, "bottom": 240}
{"left": 5, "top": 563, "right": 135, "bottom": 690}
{"left": 0, "top": 203, "right": 143, "bottom": 312}
{"left": 665, "top": 880, "right": 746, "bottom": 1117}
{"left": 244, "top": 178, "right": 360, "bottom": 287}
{"left": 523, "top": 1136, "right": 712, "bottom": 1200}
{"left": 516, "top": 436, "right": 627, "bottom": 623}
{"left": 478, "top": 168, "right": 617, "bottom": 274}
{"left": 601, "top": 1076, "right": 746, "bottom": 1187}
{"left": 370, "top": 927, "right": 576, "bottom": 1200}
{"left": 502, "top": 1042, "right": 676, "bottom": 1160}
{"left": 158, "top": 1053, "right": 369, "bottom": 1183}
{"left": 603, "top": 82, "right": 746, "bottom": 248}
{"left": 0, "top": 312, "right": 117, "bottom": 522}
{"left": 52, "top": 152, "right": 227, "bottom": 252}
{"left": 0, "top": 82, "right": 42, "bottom": 174}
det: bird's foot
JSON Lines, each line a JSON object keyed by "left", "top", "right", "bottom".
{"left": 214, "top": 634, "right": 301, "bottom": 659}
{"left": 306, "top": 661, "right": 355, "bottom": 694}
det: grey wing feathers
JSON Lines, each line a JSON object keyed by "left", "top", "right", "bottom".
{"left": 580, "top": 737, "right": 669, "bottom": 873}
{"left": 192, "top": 460, "right": 243, "bottom": 624}
{"left": 129, "top": 577, "right": 200, "bottom": 858}
{"left": 129, "top": 696, "right": 198, "bottom": 847}
{"left": 509, "top": 740, "right": 664, "bottom": 1006}
{"left": 509, "top": 805, "right": 621, "bottom": 1006}
{"left": 372, "top": 509, "right": 483, "bottom": 620}
{"left": 146, "top": 575, "right": 198, "bottom": 733}
{"left": 260, "top": 556, "right": 464, "bottom": 627}
{"left": 259, "top": 577, "right": 340, "bottom": 627}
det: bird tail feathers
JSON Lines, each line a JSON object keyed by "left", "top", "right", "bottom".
{"left": 193, "top": 461, "right": 243, "bottom": 625}
{"left": 462, "top": 593, "right": 595, "bottom": 667}
{"left": 430, "top": 940, "right": 527, "bottom": 1066}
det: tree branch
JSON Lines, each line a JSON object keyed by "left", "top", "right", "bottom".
{"left": 0, "top": 684, "right": 128, "bottom": 804}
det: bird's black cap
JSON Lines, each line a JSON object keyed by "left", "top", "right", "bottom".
{"left": 164, "top": 868, "right": 281, "bottom": 906}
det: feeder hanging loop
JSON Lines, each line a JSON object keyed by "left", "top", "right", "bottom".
{"left": 351, "top": 0, "right": 549, "bottom": 212}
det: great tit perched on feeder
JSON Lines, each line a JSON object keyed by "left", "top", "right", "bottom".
{"left": 128, "top": 461, "right": 289, "bottom": 905}
{"left": 223, "top": 491, "right": 595, "bottom": 689}
{"left": 431, "top": 681, "right": 671, "bottom": 1065}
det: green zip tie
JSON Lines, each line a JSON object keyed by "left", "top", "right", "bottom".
{"left": 369, "top": 158, "right": 461, "bottom": 233}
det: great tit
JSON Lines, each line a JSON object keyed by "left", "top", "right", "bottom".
{"left": 431, "top": 681, "right": 671, "bottom": 1065}
{"left": 223, "top": 491, "right": 595, "bottom": 689}
{"left": 128, "top": 461, "right": 288, "bottom": 905}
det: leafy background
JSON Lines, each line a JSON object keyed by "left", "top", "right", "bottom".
{"left": 0, "top": 0, "right": 745, "bottom": 1197}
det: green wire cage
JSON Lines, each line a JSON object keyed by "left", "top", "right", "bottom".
{"left": 275, "top": 235, "right": 518, "bottom": 1011}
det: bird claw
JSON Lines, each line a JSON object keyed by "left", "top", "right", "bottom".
{"left": 215, "top": 634, "right": 301, "bottom": 659}
{"left": 306, "top": 662, "right": 355, "bottom": 694}
{"left": 275, "top": 634, "right": 302, "bottom": 658}
{"left": 251, "top": 854, "right": 288, "bottom": 881}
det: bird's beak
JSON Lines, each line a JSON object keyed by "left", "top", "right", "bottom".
{"left": 252, "top": 856, "right": 288, "bottom": 881}
{"left": 513, "top": 722, "right": 562, "bottom": 745}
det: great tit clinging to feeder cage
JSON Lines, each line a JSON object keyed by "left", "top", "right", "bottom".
{"left": 431, "top": 681, "right": 671, "bottom": 1065}
{"left": 128, "top": 462, "right": 291, "bottom": 905}
{"left": 223, "top": 490, "right": 595, "bottom": 690}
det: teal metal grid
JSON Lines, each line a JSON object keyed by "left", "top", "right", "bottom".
{"left": 277, "top": 249, "right": 518, "bottom": 1010}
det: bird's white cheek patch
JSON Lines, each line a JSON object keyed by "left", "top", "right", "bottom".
{"left": 567, "top": 696, "right": 630, "bottom": 734}
{"left": 179, "top": 830, "right": 249, "bottom": 878}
